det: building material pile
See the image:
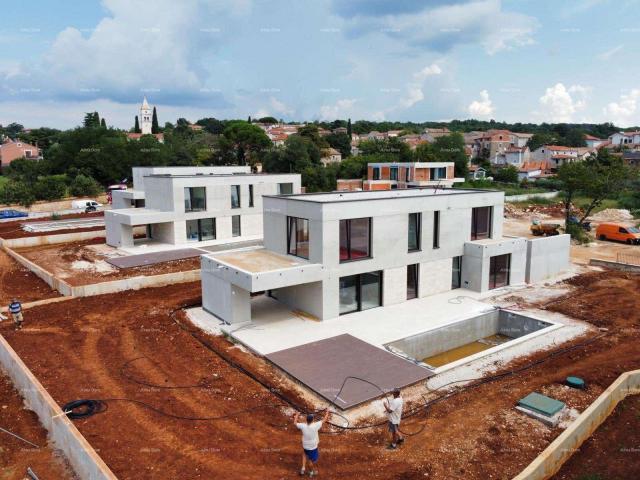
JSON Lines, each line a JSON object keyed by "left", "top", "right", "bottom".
{"left": 587, "top": 208, "right": 634, "bottom": 223}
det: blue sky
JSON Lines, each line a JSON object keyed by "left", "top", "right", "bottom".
{"left": 1, "top": 0, "right": 639, "bottom": 129}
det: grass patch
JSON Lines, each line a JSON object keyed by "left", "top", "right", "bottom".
{"left": 573, "top": 197, "right": 620, "bottom": 213}
{"left": 0, "top": 176, "right": 8, "bottom": 188}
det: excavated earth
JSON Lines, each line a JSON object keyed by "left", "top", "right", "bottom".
{"left": 0, "top": 249, "right": 60, "bottom": 305}
{"left": 0, "top": 269, "right": 638, "bottom": 479}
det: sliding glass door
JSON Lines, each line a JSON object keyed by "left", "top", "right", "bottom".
{"left": 339, "top": 271, "right": 382, "bottom": 315}
{"left": 489, "top": 254, "right": 510, "bottom": 289}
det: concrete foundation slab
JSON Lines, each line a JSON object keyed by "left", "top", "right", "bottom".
{"left": 106, "top": 247, "right": 203, "bottom": 268}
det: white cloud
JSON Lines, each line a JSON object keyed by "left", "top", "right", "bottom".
{"left": 319, "top": 98, "right": 357, "bottom": 120}
{"left": 467, "top": 89, "right": 494, "bottom": 117}
{"left": 603, "top": 89, "right": 640, "bottom": 127}
{"left": 339, "top": 0, "right": 538, "bottom": 55}
{"left": 413, "top": 64, "right": 442, "bottom": 81}
{"left": 253, "top": 97, "right": 294, "bottom": 119}
{"left": 538, "top": 83, "right": 589, "bottom": 122}
{"left": 597, "top": 44, "right": 624, "bottom": 61}
{"left": 398, "top": 85, "right": 425, "bottom": 109}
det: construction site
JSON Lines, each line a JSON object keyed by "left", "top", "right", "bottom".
{"left": 1, "top": 196, "right": 640, "bottom": 480}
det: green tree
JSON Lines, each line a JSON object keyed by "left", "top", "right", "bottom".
{"left": 493, "top": 165, "right": 519, "bottom": 183}
{"left": 432, "top": 133, "right": 469, "bottom": 178}
{"left": 565, "top": 129, "right": 586, "bottom": 147}
{"left": 69, "top": 174, "right": 102, "bottom": 197}
{"left": 152, "top": 107, "right": 159, "bottom": 134}
{"left": 33, "top": 175, "right": 68, "bottom": 200}
{"left": 100, "top": 118, "right": 107, "bottom": 128}
{"left": 196, "top": 117, "right": 225, "bottom": 135}
{"left": 326, "top": 133, "right": 351, "bottom": 158}
{"left": 134, "top": 116, "right": 141, "bottom": 133}
{"left": 83, "top": 112, "right": 100, "bottom": 128}
{"left": 557, "top": 161, "right": 591, "bottom": 225}
{"left": 258, "top": 116, "right": 278, "bottom": 124}
{"left": 221, "top": 121, "right": 271, "bottom": 165}
{"left": 527, "top": 132, "right": 556, "bottom": 152}
{"left": 0, "top": 180, "right": 35, "bottom": 207}
{"left": 347, "top": 118, "right": 352, "bottom": 137}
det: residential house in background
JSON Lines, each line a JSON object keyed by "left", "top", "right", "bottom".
{"left": 584, "top": 134, "right": 605, "bottom": 148}
{"left": 609, "top": 131, "right": 640, "bottom": 147}
{"left": 106, "top": 166, "right": 300, "bottom": 248}
{"left": 423, "top": 127, "right": 451, "bottom": 143}
{"left": 0, "top": 139, "right": 42, "bottom": 168}
{"left": 201, "top": 187, "right": 570, "bottom": 324}
{"left": 517, "top": 161, "right": 552, "bottom": 181}
{"left": 494, "top": 146, "right": 531, "bottom": 167}
{"left": 321, "top": 148, "right": 342, "bottom": 166}
{"left": 531, "top": 145, "right": 580, "bottom": 169}
{"left": 336, "top": 162, "right": 463, "bottom": 191}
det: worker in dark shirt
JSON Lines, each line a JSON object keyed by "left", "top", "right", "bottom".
{"left": 8, "top": 299, "right": 23, "bottom": 330}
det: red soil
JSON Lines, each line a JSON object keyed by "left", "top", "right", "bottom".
{"left": 0, "top": 249, "right": 60, "bottom": 305}
{"left": 0, "top": 269, "right": 638, "bottom": 479}
{"left": 0, "top": 212, "right": 104, "bottom": 239}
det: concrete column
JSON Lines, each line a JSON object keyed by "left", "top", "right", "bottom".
{"left": 202, "top": 271, "right": 251, "bottom": 324}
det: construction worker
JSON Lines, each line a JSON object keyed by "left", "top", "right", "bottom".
{"left": 383, "top": 388, "right": 404, "bottom": 449}
{"left": 293, "top": 409, "right": 331, "bottom": 477}
{"left": 8, "top": 299, "right": 23, "bottom": 330}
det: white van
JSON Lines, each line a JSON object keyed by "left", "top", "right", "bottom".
{"left": 71, "top": 199, "right": 103, "bottom": 211}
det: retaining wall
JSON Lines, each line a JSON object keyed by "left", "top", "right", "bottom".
{"left": 2, "top": 245, "right": 73, "bottom": 296}
{"left": 0, "top": 230, "right": 106, "bottom": 249}
{"left": 589, "top": 258, "right": 640, "bottom": 273}
{"left": 514, "top": 369, "right": 640, "bottom": 480}
{"left": 0, "top": 334, "right": 117, "bottom": 479}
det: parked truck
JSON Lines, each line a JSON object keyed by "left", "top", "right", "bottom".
{"left": 71, "top": 199, "right": 102, "bottom": 212}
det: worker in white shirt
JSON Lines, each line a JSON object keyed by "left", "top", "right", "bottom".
{"left": 293, "top": 409, "right": 331, "bottom": 477}
{"left": 383, "top": 388, "right": 404, "bottom": 449}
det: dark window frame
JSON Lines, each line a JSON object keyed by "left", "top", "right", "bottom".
{"left": 231, "top": 215, "right": 241, "bottom": 237}
{"left": 184, "top": 186, "right": 207, "bottom": 212}
{"left": 186, "top": 218, "right": 216, "bottom": 242}
{"left": 287, "top": 216, "right": 310, "bottom": 259}
{"left": 433, "top": 210, "right": 440, "bottom": 249}
{"left": 339, "top": 217, "right": 372, "bottom": 263}
{"left": 489, "top": 254, "right": 511, "bottom": 290}
{"left": 249, "top": 185, "right": 254, "bottom": 207}
{"left": 452, "top": 256, "right": 462, "bottom": 289}
{"left": 471, "top": 206, "right": 492, "bottom": 240}
{"left": 390, "top": 166, "right": 398, "bottom": 181}
{"left": 339, "top": 271, "right": 383, "bottom": 315}
{"left": 407, "top": 264, "right": 419, "bottom": 300}
{"left": 372, "top": 167, "right": 381, "bottom": 180}
{"left": 231, "top": 185, "right": 241, "bottom": 209}
{"left": 408, "top": 212, "right": 421, "bottom": 252}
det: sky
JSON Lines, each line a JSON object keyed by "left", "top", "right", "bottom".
{"left": 1, "top": 0, "right": 639, "bottom": 129}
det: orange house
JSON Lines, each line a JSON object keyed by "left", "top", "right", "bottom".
{"left": 0, "top": 139, "right": 42, "bottom": 168}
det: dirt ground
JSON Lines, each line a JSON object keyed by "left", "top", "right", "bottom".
{"left": 503, "top": 215, "right": 640, "bottom": 265}
{"left": 15, "top": 239, "right": 200, "bottom": 286}
{"left": 0, "top": 369, "right": 76, "bottom": 479}
{"left": 552, "top": 394, "right": 640, "bottom": 480}
{"left": 0, "top": 268, "right": 638, "bottom": 479}
{"left": 0, "top": 249, "right": 60, "bottom": 305}
{"left": 0, "top": 212, "right": 104, "bottom": 239}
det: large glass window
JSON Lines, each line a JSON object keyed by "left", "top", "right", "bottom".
{"left": 433, "top": 211, "right": 440, "bottom": 249}
{"left": 408, "top": 213, "right": 421, "bottom": 252}
{"left": 278, "top": 183, "right": 293, "bottom": 195}
{"left": 287, "top": 216, "right": 310, "bottom": 259}
{"left": 390, "top": 166, "right": 398, "bottom": 181}
{"left": 184, "top": 187, "right": 206, "bottom": 212}
{"left": 231, "top": 185, "right": 241, "bottom": 209}
{"left": 407, "top": 264, "right": 419, "bottom": 300}
{"left": 372, "top": 167, "right": 380, "bottom": 180}
{"left": 186, "top": 218, "right": 216, "bottom": 242}
{"left": 339, "top": 218, "right": 371, "bottom": 262}
{"left": 471, "top": 206, "right": 492, "bottom": 240}
{"left": 431, "top": 167, "right": 447, "bottom": 180}
{"left": 339, "top": 271, "right": 382, "bottom": 315}
{"left": 489, "top": 254, "right": 510, "bottom": 289}
{"left": 249, "top": 185, "right": 254, "bottom": 207}
{"left": 452, "top": 256, "right": 462, "bottom": 289}
{"left": 232, "top": 215, "right": 241, "bottom": 237}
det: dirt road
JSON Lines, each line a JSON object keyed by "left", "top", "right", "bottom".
{"left": 0, "top": 271, "right": 638, "bottom": 479}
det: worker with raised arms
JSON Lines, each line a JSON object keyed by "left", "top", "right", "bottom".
{"left": 293, "top": 409, "right": 331, "bottom": 477}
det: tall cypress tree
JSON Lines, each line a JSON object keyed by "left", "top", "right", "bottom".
{"left": 134, "top": 116, "right": 141, "bottom": 133}
{"left": 347, "top": 118, "right": 352, "bottom": 137}
{"left": 247, "top": 116, "right": 252, "bottom": 123}
{"left": 151, "top": 106, "right": 159, "bottom": 134}
{"left": 100, "top": 118, "right": 106, "bottom": 128}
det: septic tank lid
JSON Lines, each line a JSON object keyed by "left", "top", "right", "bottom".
{"left": 566, "top": 376, "right": 585, "bottom": 389}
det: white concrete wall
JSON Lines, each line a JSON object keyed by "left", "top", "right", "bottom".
{"left": 202, "top": 269, "right": 251, "bottom": 324}
{"left": 419, "top": 258, "right": 453, "bottom": 297}
{"left": 526, "top": 234, "right": 570, "bottom": 283}
{"left": 271, "top": 281, "right": 324, "bottom": 319}
{"left": 462, "top": 237, "right": 527, "bottom": 292}
{"left": 383, "top": 266, "right": 407, "bottom": 306}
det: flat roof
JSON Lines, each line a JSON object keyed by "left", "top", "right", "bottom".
{"left": 265, "top": 187, "right": 502, "bottom": 204}
{"left": 145, "top": 173, "right": 296, "bottom": 179}
{"left": 211, "top": 248, "right": 307, "bottom": 273}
